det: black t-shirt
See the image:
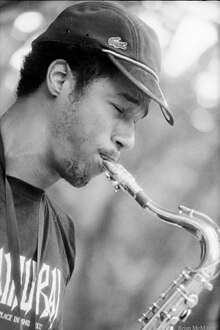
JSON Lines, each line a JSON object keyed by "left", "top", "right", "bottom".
{"left": 0, "top": 136, "right": 76, "bottom": 329}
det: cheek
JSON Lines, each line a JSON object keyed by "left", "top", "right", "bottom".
{"left": 53, "top": 98, "right": 78, "bottom": 138}
{"left": 76, "top": 120, "right": 109, "bottom": 152}
{"left": 80, "top": 109, "right": 113, "bottom": 144}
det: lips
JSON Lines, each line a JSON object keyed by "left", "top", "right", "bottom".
{"left": 100, "top": 153, "right": 119, "bottom": 163}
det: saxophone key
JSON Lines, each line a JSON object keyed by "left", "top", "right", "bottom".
{"left": 160, "top": 292, "right": 166, "bottom": 299}
{"left": 148, "top": 302, "right": 160, "bottom": 314}
{"left": 179, "top": 284, "right": 186, "bottom": 291}
{"left": 181, "top": 269, "right": 191, "bottom": 279}
{"left": 198, "top": 273, "right": 213, "bottom": 291}
{"left": 170, "top": 316, "right": 179, "bottom": 325}
{"left": 186, "top": 293, "right": 199, "bottom": 308}
{"left": 179, "top": 308, "right": 191, "bottom": 322}
{"left": 160, "top": 310, "right": 171, "bottom": 321}
{"left": 178, "top": 205, "right": 193, "bottom": 215}
{"left": 138, "top": 315, "right": 148, "bottom": 326}
{"left": 177, "top": 285, "right": 198, "bottom": 308}
{"left": 177, "top": 284, "right": 187, "bottom": 296}
{"left": 153, "top": 303, "right": 160, "bottom": 309}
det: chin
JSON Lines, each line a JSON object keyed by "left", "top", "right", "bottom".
{"left": 61, "top": 158, "right": 103, "bottom": 188}
{"left": 72, "top": 170, "right": 105, "bottom": 188}
{"left": 66, "top": 175, "right": 90, "bottom": 188}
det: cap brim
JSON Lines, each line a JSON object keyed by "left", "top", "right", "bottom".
{"left": 106, "top": 53, "right": 174, "bottom": 126}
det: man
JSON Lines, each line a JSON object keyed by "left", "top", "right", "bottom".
{"left": 0, "top": 1, "right": 174, "bottom": 329}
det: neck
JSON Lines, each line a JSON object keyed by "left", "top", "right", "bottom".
{"left": 0, "top": 96, "right": 60, "bottom": 190}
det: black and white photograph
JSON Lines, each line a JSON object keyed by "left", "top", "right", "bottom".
{"left": 0, "top": 1, "right": 219, "bottom": 329}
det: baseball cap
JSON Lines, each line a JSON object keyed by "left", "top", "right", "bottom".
{"left": 32, "top": 1, "right": 174, "bottom": 126}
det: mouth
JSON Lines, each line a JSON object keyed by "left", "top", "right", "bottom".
{"left": 99, "top": 153, "right": 118, "bottom": 163}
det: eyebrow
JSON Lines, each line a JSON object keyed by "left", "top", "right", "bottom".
{"left": 118, "top": 92, "right": 151, "bottom": 118}
{"left": 118, "top": 91, "right": 151, "bottom": 107}
{"left": 118, "top": 92, "right": 140, "bottom": 105}
{"left": 118, "top": 92, "right": 150, "bottom": 119}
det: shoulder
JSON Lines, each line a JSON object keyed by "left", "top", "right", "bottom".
{"left": 44, "top": 193, "right": 75, "bottom": 230}
{"left": 43, "top": 193, "right": 76, "bottom": 281}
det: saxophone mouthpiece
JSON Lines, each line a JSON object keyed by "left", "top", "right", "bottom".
{"left": 102, "top": 160, "right": 151, "bottom": 208}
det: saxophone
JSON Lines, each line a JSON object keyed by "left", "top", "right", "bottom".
{"left": 102, "top": 160, "right": 220, "bottom": 330}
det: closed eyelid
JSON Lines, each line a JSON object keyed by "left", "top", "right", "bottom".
{"left": 111, "top": 102, "right": 125, "bottom": 113}
{"left": 111, "top": 100, "right": 148, "bottom": 123}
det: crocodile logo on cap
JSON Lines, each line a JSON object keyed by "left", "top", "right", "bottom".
{"left": 108, "top": 37, "right": 127, "bottom": 50}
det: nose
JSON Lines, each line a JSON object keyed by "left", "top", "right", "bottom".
{"left": 112, "top": 123, "right": 135, "bottom": 151}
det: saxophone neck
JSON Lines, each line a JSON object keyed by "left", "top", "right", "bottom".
{"left": 147, "top": 202, "right": 220, "bottom": 280}
{"left": 103, "top": 160, "right": 220, "bottom": 279}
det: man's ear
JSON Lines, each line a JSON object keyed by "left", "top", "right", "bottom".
{"left": 46, "top": 59, "right": 72, "bottom": 96}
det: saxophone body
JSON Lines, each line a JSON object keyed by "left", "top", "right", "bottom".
{"left": 102, "top": 160, "right": 220, "bottom": 330}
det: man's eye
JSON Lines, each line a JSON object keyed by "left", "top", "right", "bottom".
{"left": 113, "top": 104, "right": 124, "bottom": 114}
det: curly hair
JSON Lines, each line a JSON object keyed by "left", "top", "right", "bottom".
{"left": 16, "top": 40, "right": 118, "bottom": 98}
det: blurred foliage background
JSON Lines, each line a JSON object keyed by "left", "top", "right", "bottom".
{"left": 0, "top": 1, "right": 219, "bottom": 329}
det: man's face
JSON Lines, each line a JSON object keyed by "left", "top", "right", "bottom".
{"left": 50, "top": 73, "right": 150, "bottom": 187}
